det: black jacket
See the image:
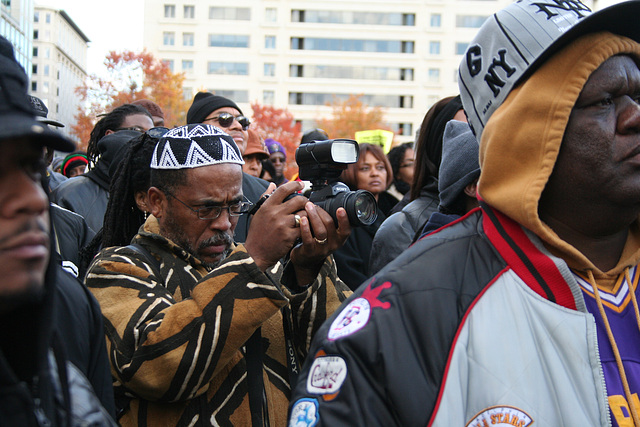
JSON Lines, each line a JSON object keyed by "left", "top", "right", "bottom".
{"left": 0, "top": 261, "right": 116, "bottom": 426}
{"left": 368, "top": 178, "right": 439, "bottom": 275}
{"left": 51, "top": 203, "right": 95, "bottom": 278}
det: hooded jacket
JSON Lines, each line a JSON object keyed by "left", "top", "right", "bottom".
{"left": 288, "top": 33, "right": 640, "bottom": 427}
{"left": 52, "top": 130, "right": 139, "bottom": 232}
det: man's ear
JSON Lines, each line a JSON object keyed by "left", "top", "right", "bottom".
{"left": 464, "top": 180, "right": 479, "bottom": 199}
{"left": 147, "top": 187, "right": 166, "bottom": 219}
{"left": 135, "top": 191, "right": 149, "bottom": 214}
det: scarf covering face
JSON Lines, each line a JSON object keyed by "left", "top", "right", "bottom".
{"left": 479, "top": 32, "right": 640, "bottom": 276}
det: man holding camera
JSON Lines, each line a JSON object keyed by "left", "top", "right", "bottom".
{"left": 85, "top": 124, "right": 351, "bottom": 426}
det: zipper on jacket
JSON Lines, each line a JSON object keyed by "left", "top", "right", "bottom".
{"left": 592, "top": 319, "right": 612, "bottom": 427}
{"left": 31, "top": 376, "right": 52, "bottom": 427}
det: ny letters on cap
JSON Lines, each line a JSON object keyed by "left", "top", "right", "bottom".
{"left": 458, "top": 0, "right": 640, "bottom": 141}
{"left": 150, "top": 124, "right": 244, "bottom": 169}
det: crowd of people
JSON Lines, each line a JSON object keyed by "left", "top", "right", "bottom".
{"left": 2, "top": 0, "right": 640, "bottom": 425}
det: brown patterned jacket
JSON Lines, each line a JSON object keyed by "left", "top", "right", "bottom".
{"left": 86, "top": 217, "right": 350, "bottom": 426}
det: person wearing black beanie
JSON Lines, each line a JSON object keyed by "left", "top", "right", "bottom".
{"left": 186, "top": 91, "right": 269, "bottom": 244}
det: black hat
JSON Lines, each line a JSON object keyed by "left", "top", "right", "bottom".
{"left": 0, "top": 36, "right": 74, "bottom": 151}
{"left": 29, "top": 95, "right": 65, "bottom": 128}
{"left": 186, "top": 92, "right": 243, "bottom": 124}
{"left": 301, "top": 128, "right": 329, "bottom": 145}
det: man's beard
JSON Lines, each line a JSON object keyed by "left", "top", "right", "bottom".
{"left": 162, "top": 216, "right": 233, "bottom": 270}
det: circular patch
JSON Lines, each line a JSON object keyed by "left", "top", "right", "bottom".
{"left": 328, "top": 298, "right": 371, "bottom": 340}
{"left": 289, "top": 398, "right": 319, "bottom": 427}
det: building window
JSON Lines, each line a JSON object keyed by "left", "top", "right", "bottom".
{"left": 163, "top": 32, "right": 175, "bottom": 46}
{"left": 44, "top": 47, "right": 50, "bottom": 59}
{"left": 164, "top": 4, "right": 175, "bottom": 18}
{"left": 291, "top": 10, "right": 415, "bottom": 26}
{"left": 45, "top": 13, "right": 51, "bottom": 23}
{"left": 184, "top": 5, "right": 195, "bottom": 19}
{"left": 430, "top": 13, "right": 441, "bottom": 27}
{"left": 428, "top": 68, "right": 440, "bottom": 83}
{"left": 289, "top": 65, "right": 303, "bottom": 78}
{"left": 265, "top": 8, "right": 277, "bottom": 22}
{"left": 182, "top": 60, "right": 193, "bottom": 72}
{"left": 456, "top": 15, "right": 488, "bottom": 28}
{"left": 402, "top": 13, "right": 415, "bottom": 26}
{"left": 263, "top": 90, "right": 275, "bottom": 105}
{"left": 209, "top": 89, "right": 249, "bottom": 103}
{"left": 264, "top": 36, "right": 276, "bottom": 49}
{"left": 33, "top": 30, "right": 38, "bottom": 40}
{"left": 288, "top": 92, "right": 413, "bottom": 108}
{"left": 264, "top": 63, "right": 275, "bottom": 77}
{"left": 43, "top": 81, "right": 49, "bottom": 93}
{"left": 32, "top": 64, "right": 37, "bottom": 74}
{"left": 456, "top": 42, "right": 469, "bottom": 55}
{"left": 33, "top": 47, "right": 38, "bottom": 57}
{"left": 209, "top": 7, "right": 251, "bottom": 20}
{"left": 429, "top": 41, "right": 440, "bottom": 55}
{"left": 43, "top": 65, "right": 49, "bottom": 76}
{"left": 208, "top": 34, "right": 250, "bottom": 48}
{"left": 183, "top": 33, "right": 194, "bottom": 46}
{"left": 162, "top": 59, "right": 174, "bottom": 72}
{"left": 290, "top": 37, "right": 414, "bottom": 53}
{"left": 402, "top": 41, "right": 414, "bottom": 54}
{"left": 207, "top": 61, "right": 249, "bottom": 75}
{"left": 183, "top": 87, "right": 193, "bottom": 100}
{"left": 31, "top": 81, "right": 37, "bottom": 91}
{"left": 392, "top": 123, "right": 413, "bottom": 136}
{"left": 34, "top": 11, "right": 39, "bottom": 22}
{"left": 400, "top": 68, "right": 413, "bottom": 81}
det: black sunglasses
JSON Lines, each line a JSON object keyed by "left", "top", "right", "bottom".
{"left": 205, "top": 112, "right": 251, "bottom": 131}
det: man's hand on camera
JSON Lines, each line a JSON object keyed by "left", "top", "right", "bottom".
{"left": 244, "top": 181, "right": 307, "bottom": 271}
{"left": 290, "top": 202, "right": 351, "bottom": 286}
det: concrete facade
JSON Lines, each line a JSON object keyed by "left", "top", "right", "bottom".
{"left": 144, "top": 0, "right": 596, "bottom": 142}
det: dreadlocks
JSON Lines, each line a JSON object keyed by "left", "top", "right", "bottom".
{"left": 79, "top": 132, "right": 157, "bottom": 278}
{"left": 86, "top": 104, "right": 152, "bottom": 168}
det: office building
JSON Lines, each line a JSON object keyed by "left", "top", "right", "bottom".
{"left": 31, "top": 5, "right": 89, "bottom": 136}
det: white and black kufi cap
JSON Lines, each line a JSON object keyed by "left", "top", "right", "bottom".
{"left": 150, "top": 124, "right": 244, "bottom": 170}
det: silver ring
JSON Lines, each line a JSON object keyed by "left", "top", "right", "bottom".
{"left": 294, "top": 214, "right": 301, "bottom": 228}
{"left": 314, "top": 237, "right": 328, "bottom": 245}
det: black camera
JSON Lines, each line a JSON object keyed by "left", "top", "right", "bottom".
{"left": 296, "top": 139, "right": 377, "bottom": 227}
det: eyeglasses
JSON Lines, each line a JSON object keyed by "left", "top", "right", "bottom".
{"left": 163, "top": 190, "right": 253, "bottom": 220}
{"left": 147, "top": 126, "right": 170, "bottom": 139}
{"left": 204, "top": 112, "right": 251, "bottom": 131}
{"left": 115, "top": 125, "right": 148, "bottom": 133}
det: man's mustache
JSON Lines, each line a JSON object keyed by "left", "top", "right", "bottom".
{"left": 198, "top": 232, "right": 233, "bottom": 251}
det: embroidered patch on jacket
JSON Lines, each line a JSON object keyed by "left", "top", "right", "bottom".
{"left": 307, "top": 351, "right": 347, "bottom": 400}
{"left": 289, "top": 398, "right": 319, "bottom": 427}
{"left": 327, "top": 280, "right": 392, "bottom": 340}
{"left": 466, "top": 406, "right": 533, "bottom": 427}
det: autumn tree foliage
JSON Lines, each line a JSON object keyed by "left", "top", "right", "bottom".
{"left": 315, "top": 94, "right": 391, "bottom": 139}
{"left": 71, "top": 50, "right": 189, "bottom": 150}
{"left": 250, "top": 102, "right": 302, "bottom": 179}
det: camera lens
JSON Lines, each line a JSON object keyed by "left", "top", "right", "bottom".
{"left": 344, "top": 190, "right": 377, "bottom": 226}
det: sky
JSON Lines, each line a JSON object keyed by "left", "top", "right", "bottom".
{"left": 36, "top": 0, "right": 144, "bottom": 76}
{"left": 35, "top": 0, "right": 628, "bottom": 77}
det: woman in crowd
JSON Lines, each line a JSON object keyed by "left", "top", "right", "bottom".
{"left": 333, "top": 143, "right": 394, "bottom": 290}
{"left": 368, "top": 95, "right": 466, "bottom": 275}
{"left": 386, "top": 142, "right": 415, "bottom": 203}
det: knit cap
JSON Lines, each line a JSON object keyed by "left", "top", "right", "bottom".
{"left": 438, "top": 120, "right": 480, "bottom": 211}
{"left": 265, "top": 138, "right": 286, "bottom": 160}
{"left": 186, "top": 92, "right": 243, "bottom": 124}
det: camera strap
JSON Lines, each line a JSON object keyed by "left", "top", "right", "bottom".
{"left": 246, "top": 328, "right": 269, "bottom": 427}
{"left": 281, "top": 306, "right": 300, "bottom": 386}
